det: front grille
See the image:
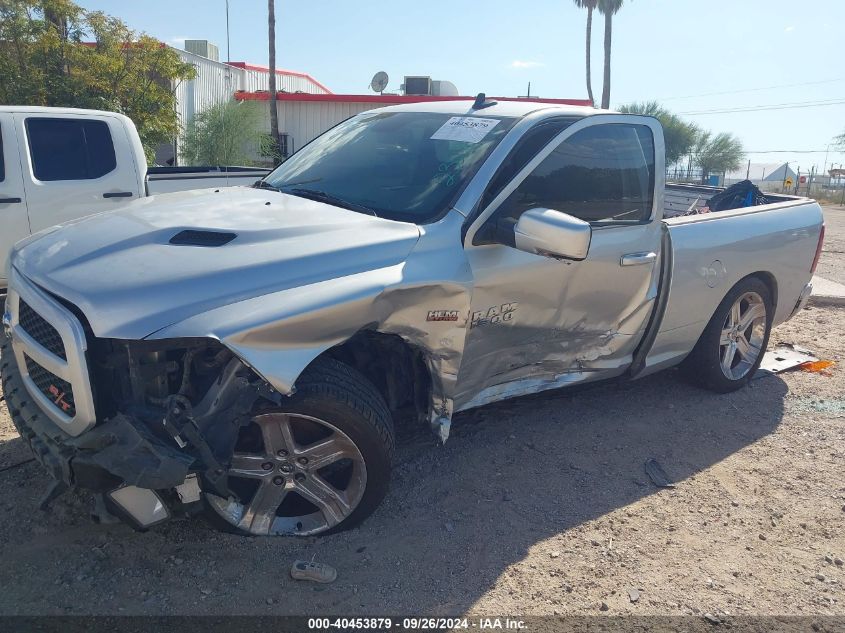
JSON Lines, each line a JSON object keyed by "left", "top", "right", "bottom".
{"left": 24, "top": 354, "right": 76, "bottom": 417}
{"left": 18, "top": 299, "right": 67, "bottom": 360}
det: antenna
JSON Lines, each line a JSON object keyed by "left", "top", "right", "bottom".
{"left": 472, "top": 93, "right": 497, "bottom": 110}
{"left": 370, "top": 71, "right": 389, "bottom": 94}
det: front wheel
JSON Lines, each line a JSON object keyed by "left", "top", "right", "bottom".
{"left": 681, "top": 277, "right": 773, "bottom": 393}
{"left": 203, "top": 358, "right": 394, "bottom": 536}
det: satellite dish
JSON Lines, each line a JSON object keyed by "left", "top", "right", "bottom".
{"left": 370, "top": 71, "right": 389, "bottom": 94}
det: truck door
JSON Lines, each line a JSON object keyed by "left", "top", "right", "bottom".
{"left": 456, "top": 116, "right": 664, "bottom": 410}
{"left": 0, "top": 112, "right": 30, "bottom": 288}
{"left": 14, "top": 113, "right": 141, "bottom": 233}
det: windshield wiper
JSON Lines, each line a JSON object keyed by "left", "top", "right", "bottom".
{"left": 253, "top": 180, "right": 281, "bottom": 192}
{"left": 284, "top": 188, "right": 379, "bottom": 217}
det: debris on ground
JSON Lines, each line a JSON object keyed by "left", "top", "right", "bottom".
{"left": 799, "top": 360, "right": 835, "bottom": 374}
{"left": 628, "top": 588, "right": 641, "bottom": 603}
{"left": 757, "top": 344, "right": 818, "bottom": 377}
{"left": 644, "top": 458, "right": 675, "bottom": 488}
{"left": 290, "top": 560, "right": 337, "bottom": 584}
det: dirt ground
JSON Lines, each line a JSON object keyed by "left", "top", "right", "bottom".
{"left": 816, "top": 204, "right": 845, "bottom": 286}
{"left": 0, "top": 210, "right": 843, "bottom": 617}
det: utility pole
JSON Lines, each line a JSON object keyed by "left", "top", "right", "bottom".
{"left": 745, "top": 159, "right": 751, "bottom": 179}
{"left": 225, "top": 0, "right": 231, "bottom": 62}
{"left": 268, "top": 0, "right": 280, "bottom": 165}
{"left": 823, "top": 144, "right": 830, "bottom": 178}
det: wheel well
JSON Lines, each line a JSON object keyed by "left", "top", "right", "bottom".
{"left": 747, "top": 271, "right": 778, "bottom": 311}
{"left": 314, "top": 331, "right": 433, "bottom": 431}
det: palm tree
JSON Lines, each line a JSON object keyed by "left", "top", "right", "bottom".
{"left": 268, "top": 0, "right": 280, "bottom": 164}
{"left": 597, "top": 0, "right": 623, "bottom": 109}
{"left": 572, "top": 0, "right": 598, "bottom": 106}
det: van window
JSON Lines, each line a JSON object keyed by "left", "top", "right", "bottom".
{"left": 491, "top": 123, "right": 655, "bottom": 227}
{"left": 26, "top": 118, "right": 117, "bottom": 181}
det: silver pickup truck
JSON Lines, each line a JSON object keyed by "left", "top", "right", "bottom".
{"left": 1, "top": 99, "right": 824, "bottom": 537}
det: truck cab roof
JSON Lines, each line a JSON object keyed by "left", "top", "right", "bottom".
{"left": 369, "top": 99, "right": 603, "bottom": 120}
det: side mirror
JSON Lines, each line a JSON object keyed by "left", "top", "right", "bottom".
{"left": 513, "top": 208, "right": 592, "bottom": 260}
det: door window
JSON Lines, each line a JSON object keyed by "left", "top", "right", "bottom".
{"left": 26, "top": 117, "right": 117, "bottom": 182}
{"left": 481, "top": 124, "right": 655, "bottom": 242}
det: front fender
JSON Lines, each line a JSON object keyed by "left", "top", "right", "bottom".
{"left": 147, "top": 216, "right": 473, "bottom": 441}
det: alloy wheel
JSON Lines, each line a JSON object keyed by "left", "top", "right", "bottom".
{"left": 719, "top": 291, "right": 767, "bottom": 380}
{"left": 206, "top": 412, "right": 367, "bottom": 536}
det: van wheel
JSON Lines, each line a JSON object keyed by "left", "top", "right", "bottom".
{"left": 203, "top": 357, "right": 394, "bottom": 536}
{"left": 681, "top": 277, "right": 773, "bottom": 393}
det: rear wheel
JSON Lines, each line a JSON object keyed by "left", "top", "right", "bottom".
{"left": 681, "top": 277, "right": 773, "bottom": 393}
{"left": 203, "top": 358, "right": 394, "bottom": 536}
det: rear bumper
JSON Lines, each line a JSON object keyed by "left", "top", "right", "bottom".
{"left": 789, "top": 282, "right": 813, "bottom": 319}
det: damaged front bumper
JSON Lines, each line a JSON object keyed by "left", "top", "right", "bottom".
{"left": 7, "top": 377, "right": 201, "bottom": 528}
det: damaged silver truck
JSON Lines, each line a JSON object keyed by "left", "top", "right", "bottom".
{"left": 1, "top": 98, "right": 824, "bottom": 536}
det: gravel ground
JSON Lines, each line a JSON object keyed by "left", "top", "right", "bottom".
{"left": 0, "top": 222, "right": 843, "bottom": 617}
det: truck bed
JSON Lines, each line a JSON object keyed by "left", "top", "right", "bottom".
{"left": 146, "top": 166, "right": 271, "bottom": 195}
{"left": 639, "top": 186, "right": 824, "bottom": 376}
{"left": 663, "top": 182, "right": 795, "bottom": 218}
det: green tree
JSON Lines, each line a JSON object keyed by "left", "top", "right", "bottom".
{"left": 181, "top": 101, "right": 271, "bottom": 166}
{"left": 618, "top": 101, "right": 700, "bottom": 165}
{"left": 597, "top": 0, "right": 623, "bottom": 109}
{"left": 833, "top": 130, "right": 845, "bottom": 151}
{"left": 0, "top": 0, "right": 195, "bottom": 161}
{"left": 572, "top": 0, "right": 598, "bottom": 106}
{"left": 693, "top": 131, "right": 744, "bottom": 182}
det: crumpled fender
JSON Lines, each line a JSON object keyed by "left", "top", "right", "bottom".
{"left": 147, "top": 213, "right": 473, "bottom": 442}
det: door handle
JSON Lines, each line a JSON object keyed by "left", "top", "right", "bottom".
{"left": 0, "top": 197, "right": 22, "bottom": 204}
{"left": 620, "top": 251, "right": 657, "bottom": 266}
{"left": 103, "top": 191, "right": 134, "bottom": 198}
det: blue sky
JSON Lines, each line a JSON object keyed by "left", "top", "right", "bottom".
{"left": 77, "top": 0, "right": 845, "bottom": 173}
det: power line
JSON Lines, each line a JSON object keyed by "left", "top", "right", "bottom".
{"left": 744, "top": 149, "right": 843, "bottom": 154}
{"left": 657, "top": 77, "right": 845, "bottom": 101}
{"left": 679, "top": 99, "right": 845, "bottom": 115}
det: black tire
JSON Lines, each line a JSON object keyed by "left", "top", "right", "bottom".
{"left": 680, "top": 276, "right": 773, "bottom": 393}
{"left": 202, "top": 357, "right": 395, "bottom": 536}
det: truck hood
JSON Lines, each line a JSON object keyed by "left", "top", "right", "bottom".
{"left": 12, "top": 187, "right": 421, "bottom": 338}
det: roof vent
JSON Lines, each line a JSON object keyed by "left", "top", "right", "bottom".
{"left": 169, "top": 230, "right": 237, "bottom": 247}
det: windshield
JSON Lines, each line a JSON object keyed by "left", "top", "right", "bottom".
{"left": 263, "top": 111, "right": 517, "bottom": 223}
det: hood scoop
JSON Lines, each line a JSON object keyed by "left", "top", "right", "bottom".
{"left": 169, "top": 230, "right": 237, "bottom": 247}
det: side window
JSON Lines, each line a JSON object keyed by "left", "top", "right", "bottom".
{"left": 487, "top": 123, "right": 655, "bottom": 234}
{"left": 477, "top": 118, "right": 577, "bottom": 213}
{"left": 26, "top": 117, "right": 117, "bottom": 182}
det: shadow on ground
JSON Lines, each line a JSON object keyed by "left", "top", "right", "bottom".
{"left": 0, "top": 368, "right": 788, "bottom": 615}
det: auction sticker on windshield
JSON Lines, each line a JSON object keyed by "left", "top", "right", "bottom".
{"left": 430, "top": 117, "right": 501, "bottom": 143}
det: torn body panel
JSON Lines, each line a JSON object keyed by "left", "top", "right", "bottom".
{"left": 147, "top": 212, "right": 474, "bottom": 442}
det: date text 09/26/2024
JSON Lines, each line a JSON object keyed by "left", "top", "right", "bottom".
{"left": 308, "top": 617, "right": 527, "bottom": 630}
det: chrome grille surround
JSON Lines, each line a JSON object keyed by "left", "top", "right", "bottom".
{"left": 5, "top": 268, "right": 96, "bottom": 436}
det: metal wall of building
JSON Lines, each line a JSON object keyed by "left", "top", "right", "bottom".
{"left": 166, "top": 48, "right": 331, "bottom": 164}
{"left": 241, "top": 69, "right": 330, "bottom": 94}
{"left": 174, "top": 50, "right": 245, "bottom": 134}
